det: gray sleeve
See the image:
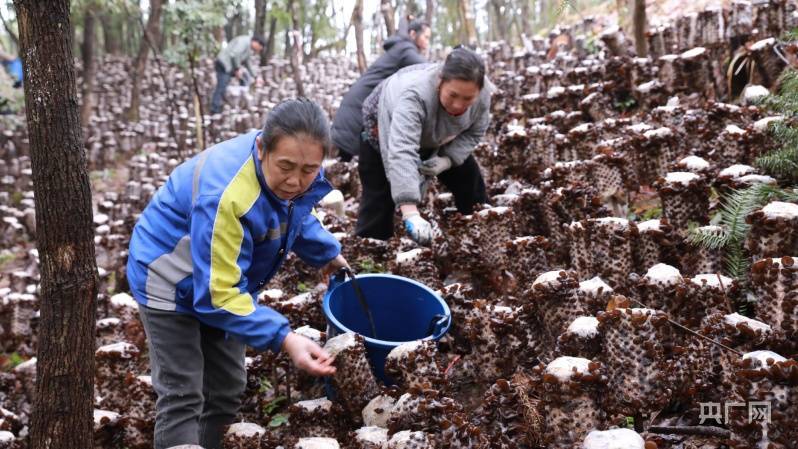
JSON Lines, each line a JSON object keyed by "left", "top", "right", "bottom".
{"left": 380, "top": 92, "right": 425, "bottom": 205}
{"left": 217, "top": 46, "right": 234, "bottom": 73}
{"left": 441, "top": 103, "right": 491, "bottom": 166}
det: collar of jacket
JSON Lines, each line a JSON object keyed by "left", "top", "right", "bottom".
{"left": 249, "top": 131, "right": 334, "bottom": 209}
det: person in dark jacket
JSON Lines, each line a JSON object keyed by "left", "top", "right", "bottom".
{"left": 331, "top": 19, "right": 431, "bottom": 161}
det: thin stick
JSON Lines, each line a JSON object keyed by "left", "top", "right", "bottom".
{"left": 627, "top": 298, "right": 743, "bottom": 356}
{"left": 647, "top": 425, "right": 731, "bottom": 438}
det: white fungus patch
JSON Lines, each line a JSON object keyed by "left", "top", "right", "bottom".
{"left": 761, "top": 201, "right": 798, "bottom": 220}
{"left": 680, "top": 47, "right": 706, "bottom": 59}
{"left": 396, "top": 249, "right": 425, "bottom": 266}
{"left": 355, "top": 426, "right": 389, "bottom": 444}
{"left": 567, "top": 316, "right": 600, "bottom": 338}
{"left": 545, "top": 356, "right": 592, "bottom": 381}
{"left": 110, "top": 292, "right": 137, "bottom": 310}
{"left": 690, "top": 274, "right": 734, "bottom": 289}
{"left": 324, "top": 332, "right": 357, "bottom": 356}
{"left": 295, "top": 397, "right": 333, "bottom": 412}
{"left": 637, "top": 219, "right": 662, "bottom": 232}
{"left": 724, "top": 313, "right": 771, "bottom": 333}
{"left": 95, "top": 342, "right": 138, "bottom": 358}
{"left": 93, "top": 409, "right": 120, "bottom": 426}
{"left": 0, "top": 431, "right": 14, "bottom": 443}
{"left": 743, "top": 350, "right": 787, "bottom": 368}
{"left": 505, "top": 121, "right": 527, "bottom": 138}
{"left": 532, "top": 270, "right": 566, "bottom": 288}
{"left": 753, "top": 116, "right": 783, "bottom": 132}
{"left": 724, "top": 124, "right": 746, "bottom": 135}
{"left": 644, "top": 127, "right": 673, "bottom": 139}
{"left": 136, "top": 375, "right": 152, "bottom": 386}
{"left": 295, "top": 437, "right": 341, "bottom": 449}
{"left": 644, "top": 263, "right": 683, "bottom": 285}
{"left": 547, "top": 86, "right": 566, "bottom": 97}
{"left": 295, "top": 325, "right": 324, "bottom": 344}
{"left": 226, "top": 422, "right": 266, "bottom": 438}
{"left": 590, "top": 217, "right": 629, "bottom": 229}
{"left": 738, "top": 174, "right": 777, "bottom": 185}
{"left": 719, "top": 164, "right": 756, "bottom": 178}
{"left": 678, "top": 155, "right": 710, "bottom": 171}
{"left": 96, "top": 317, "right": 121, "bottom": 329}
{"left": 389, "top": 430, "right": 428, "bottom": 447}
{"left": 627, "top": 123, "right": 653, "bottom": 133}
{"left": 743, "top": 85, "right": 770, "bottom": 103}
{"left": 280, "top": 292, "right": 314, "bottom": 306}
{"left": 476, "top": 206, "right": 510, "bottom": 217}
{"left": 664, "top": 171, "right": 700, "bottom": 186}
{"left": 579, "top": 277, "right": 613, "bottom": 294}
{"left": 362, "top": 395, "right": 397, "bottom": 427}
{"left": 387, "top": 340, "right": 423, "bottom": 360}
{"left": 583, "top": 428, "right": 645, "bottom": 449}
{"left": 750, "top": 37, "right": 776, "bottom": 51}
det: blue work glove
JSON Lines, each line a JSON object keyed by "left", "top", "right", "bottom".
{"left": 419, "top": 155, "right": 452, "bottom": 177}
{"left": 403, "top": 212, "right": 433, "bottom": 245}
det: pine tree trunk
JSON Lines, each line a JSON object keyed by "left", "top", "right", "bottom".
{"left": 425, "top": 0, "right": 434, "bottom": 27}
{"left": 255, "top": 0, "right": 268, "bottom": 64}
{"left": 491, "top": 0, "right": 507, "bottom": 42}
{"left": 381, "top": 0, "right": 395, "bottom": 36}
{"left": 79, "top": 8, "right": 96, "bottom": 129}
{"left": 127, "top": 0, "right": 163, "bottom": 122}
{"left": 521, "top": 0, "right": 531, "bottom": 37}
{"left": 100, "top": 12, "right": 121, "bottom": 55}
{"left": 13, "top": 2, "right": 98, "bottom": 449}
{"left": 458, "top": 0, "right": 477, "bottom": 46}
{"left": 287, "top": 0, "right": 305, "bottom": 97}
{"left": 265, "top": 16, "right": 277, "bottom": 63}
{"left": 353, "top": 0, "right": 367, "bottom": 73}
{"left": 632, "top": 0, "right": 647, "bottom": 57}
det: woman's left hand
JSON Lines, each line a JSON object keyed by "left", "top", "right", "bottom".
{"left": 321, "top": 254, "right": 349, "bottom": 278}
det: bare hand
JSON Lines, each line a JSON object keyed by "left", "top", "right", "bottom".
{"left": 281, "top": 332, "right": 336, "bottom": 376}
{"left": 321, "top": 254, "right": 349, "bottom": 278}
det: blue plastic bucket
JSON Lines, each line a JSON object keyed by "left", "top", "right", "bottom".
{"left": 322, "top": 272, "right": 451, "bottom": 384}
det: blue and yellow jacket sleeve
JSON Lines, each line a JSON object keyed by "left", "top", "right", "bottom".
{"left": 292, "top": 211, "right": 341, "bottom": 268}
{"left": 190, "top": 193, "right": 290, "bottom": 353}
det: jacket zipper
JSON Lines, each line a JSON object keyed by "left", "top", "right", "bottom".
{"left": 256, "top": 200, "right": 294, "bottom": 292}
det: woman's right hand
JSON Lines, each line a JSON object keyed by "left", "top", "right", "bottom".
{"left": 281, "top": 332, "right": 337, "bottom": 376}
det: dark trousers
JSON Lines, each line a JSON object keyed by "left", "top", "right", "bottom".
{"left": 355, "top": 139, "right": 487, "bottom": 240}
{"left": 210, "top": 61, "right": 232, "bottom": 115}
{"left": 138, "top": 304, "right": 247, "bottom": 449}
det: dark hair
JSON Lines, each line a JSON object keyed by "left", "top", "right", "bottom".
{"left": 408, "top": 19, "right": 430, "bottom": 35}
{"left": 261, "top": 98, "right": 331, "bottom": 157}
{"left": 251, "top": 34, "right": 267, "bottom": 47}
{"left": 441, "top": 46, "right": 485, "bottom": 89}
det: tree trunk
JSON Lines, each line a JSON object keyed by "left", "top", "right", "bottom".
{"left": 13, "top": 2, "right": 98, "bottom": 449}
{"left": 79, "top": 8, "right": 96, "bottom": 129}
{"left": 425, "top": 0, "right": 433, "bottom": 28}
{"left": 100, "top": 12, "right": 121, "bottom": 55}
{"left": 264, "top": 15, "right": 277, "bottom": 63}
{"left": 521, "top": 0, "right": 531, "bottom": 38}
{"left": 458, "top": 0, "right": 477, "bottom": 46}
{"left": 491, "top": 0, "right": 507, "bottom": 42}
{"left": 632, "top": 0, "right": 647, "bottom": 57}
{"left": 381, "top": 0, "right": 395, "bottom": 36}
{"left": 287, "top": 0, "right": 305, "bottom": 96}
{"left": 352, "top": 0, "right": 366, "bottom": 73}
{"left": 127, "top": 0, "right": 163, "bottom": 122}
{"left": 254, "top": 0, "right": 268, "bottom": 64}
{"left": 617, "top": 0, "right": 628, "bottom": 32}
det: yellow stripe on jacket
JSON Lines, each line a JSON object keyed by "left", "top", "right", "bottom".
{"left": 209, "top": 158, "right": 261, "bottom": 315}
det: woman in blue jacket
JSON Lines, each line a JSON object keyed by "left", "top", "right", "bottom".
{"left": 127, "top": 98, "right": 348, "bottom": 449}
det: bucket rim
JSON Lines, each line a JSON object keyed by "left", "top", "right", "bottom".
{"left": 322, "top": 273, "right": 452, "bottom": 347}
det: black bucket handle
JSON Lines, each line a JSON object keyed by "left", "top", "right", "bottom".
{"left": 336, "top": 267, "right": 379, "bottom": 340}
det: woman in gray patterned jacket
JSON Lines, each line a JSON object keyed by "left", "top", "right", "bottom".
{"left": 356, "top": 47, "right": 494, "bottom": 244}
